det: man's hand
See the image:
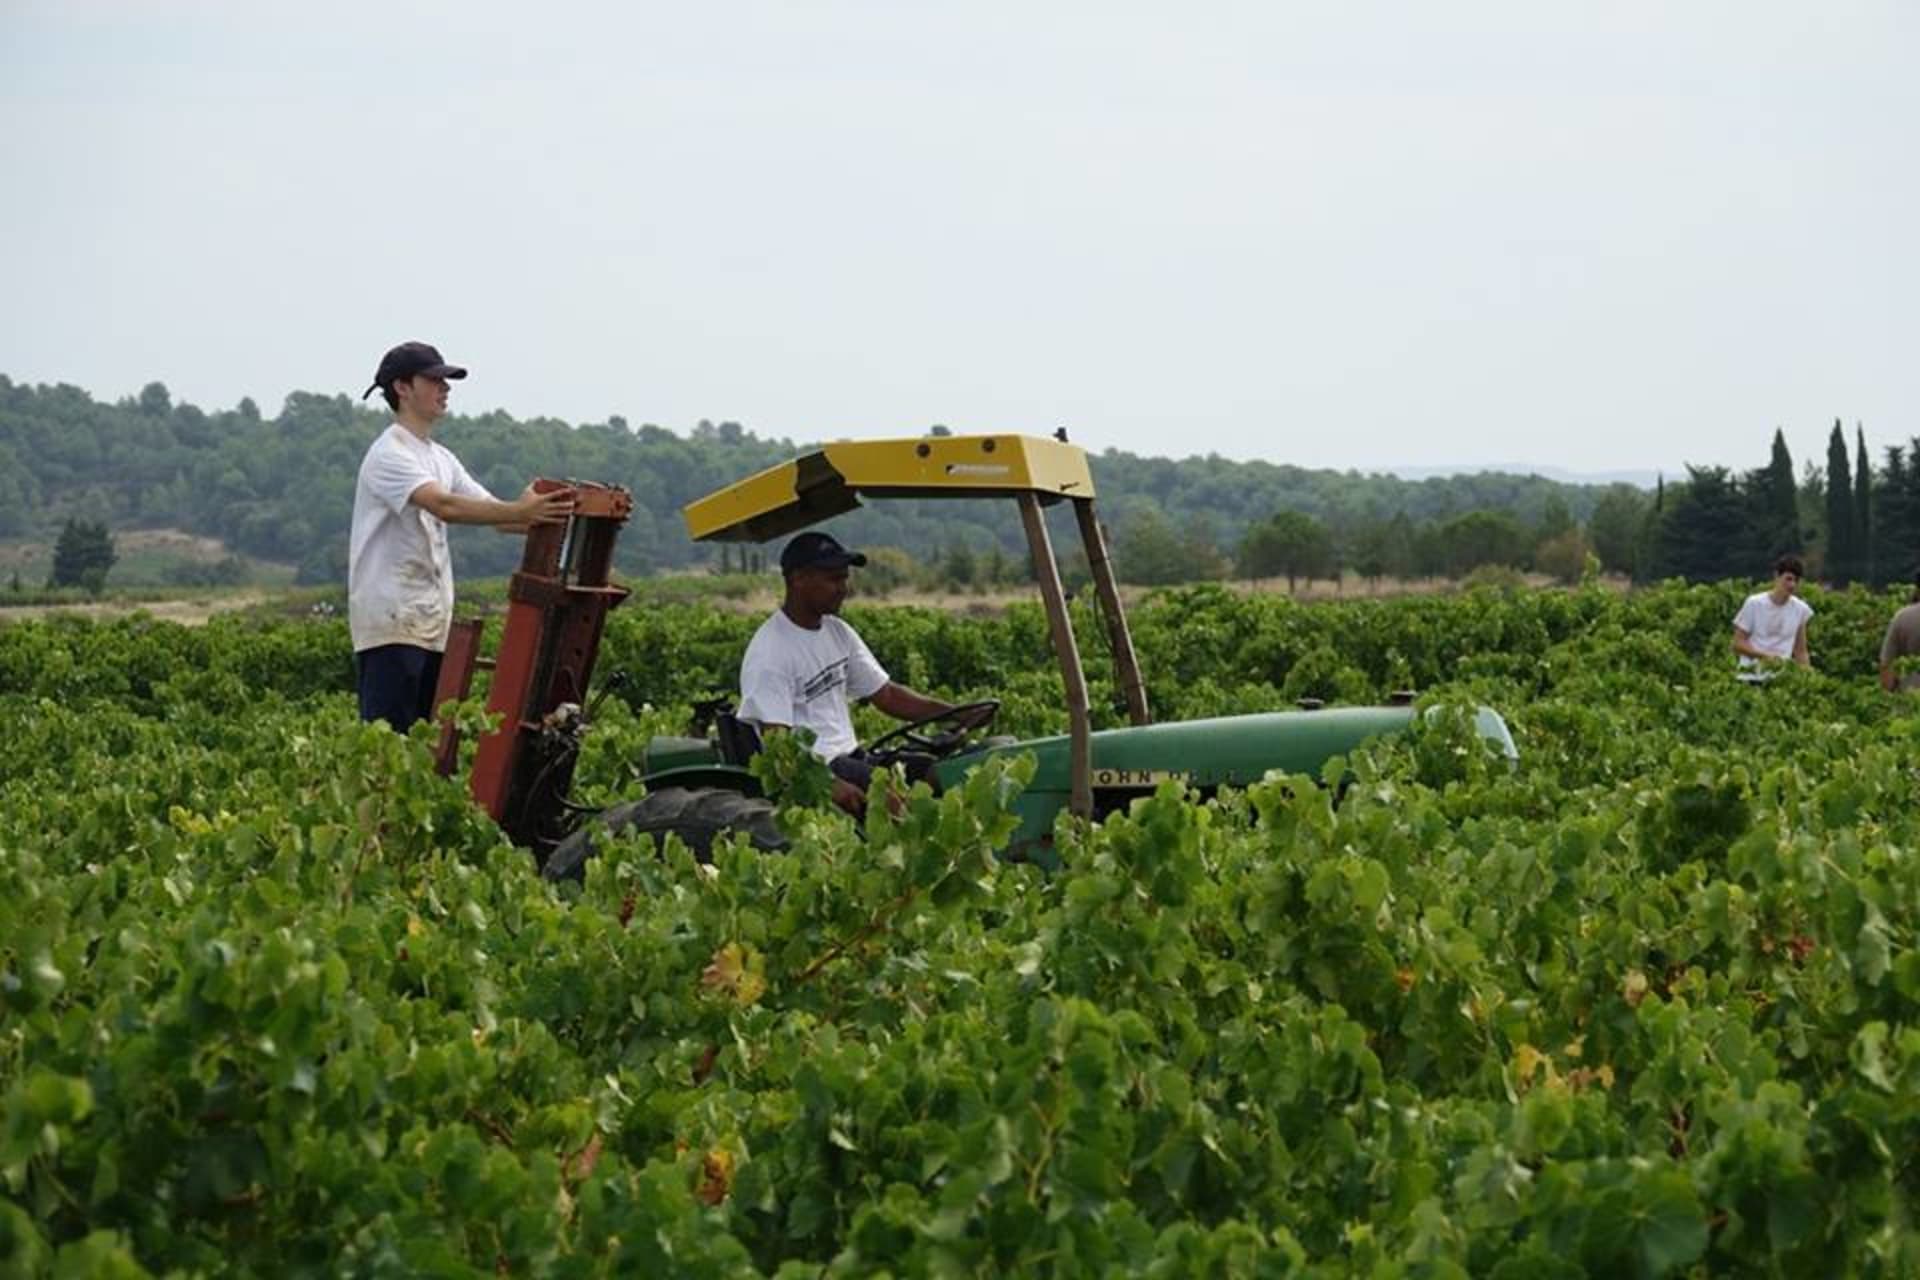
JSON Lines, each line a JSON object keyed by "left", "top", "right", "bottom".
{"left": 830, "top": 777, "right": 866, "bottom": 815}
{"left": 1731, "top": 628, "right": 1781, "bottom": 664}
{"left": 830, "top": 775, "right": 907, "bottom": 818}
{"left": 513, "top": 484, "right": 575, "bottom": 526}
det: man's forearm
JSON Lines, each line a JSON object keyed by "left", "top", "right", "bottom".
{"left": 429, "top": 493, "right": 525, "bottom": 527}
{"left": 870, "top": 683, "right": 951, "bottom": 722}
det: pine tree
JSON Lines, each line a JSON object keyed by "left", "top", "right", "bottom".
{"left": 1826, "top": 421, "right": 1854, "bottom": 583}
{"left": 1655, "top": 467, "right": 1749, "bottom": 582}
{"left": 48, "top": 519, "right": 117, "bottom": 594}
{"left": 1855, "top": 425, "right": 1873, "bottom": 585}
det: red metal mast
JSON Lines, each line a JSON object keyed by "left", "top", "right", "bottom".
{"left": 432, "top": 478, "right": 632, "bottom": 854}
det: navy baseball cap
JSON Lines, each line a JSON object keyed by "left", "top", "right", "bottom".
{"left": 363, "top": 341, "right": 468, "bottom": 398}
{"left": 780, "top": 531, "right": 867, "bottom": 574}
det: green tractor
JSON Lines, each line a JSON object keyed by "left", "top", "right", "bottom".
{"left": 432, "top": 435, "right": 1515, "bottom": 879}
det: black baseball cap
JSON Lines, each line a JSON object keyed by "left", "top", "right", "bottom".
{"left": 780, "top": 531, "right": 867, "bottom": 574}
{"left": 362, "top": 341, "right": 468, "bottom": 398}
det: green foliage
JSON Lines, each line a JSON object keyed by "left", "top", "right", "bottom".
{"left": 857, "top": 546, "right": 917, "bottom": 595}
{"left": 1114, "top": 507, "right": 1228, "bottom": 586}
{"left": 746, "top": 725, "right": 836, "bottom": 811}
{"left": 1237, "top": 509, "right": 1334, "bottom": 589}
{"left": 47, "top": 519, "right": 115, "bottom": 594}
{"left": 1588, "top": 486, "right": 1648, "bottom": 576}
{"left": 1349, "top": 511, "right": 1415, "bottom": 582}
{"left": 8, "top": 581, "right": 1920, "bottom": 1275}
{"left": 1647, "top": 466, "right": 1750, "bottom": 584}
{"left": 1435, "top": 509, "right": 1529, "bottom": 576}
{"left": 1533, "top": 528, "right": 1591, "bottom": 585}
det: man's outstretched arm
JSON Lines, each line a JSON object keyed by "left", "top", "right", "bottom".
{"left": 411, "top": 482, "right": 573, "bottom": 528}
{"left": 867, "top": 682, "right": 955, "bottom": 723}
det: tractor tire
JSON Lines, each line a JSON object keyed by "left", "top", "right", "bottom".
{"left": 541, "top": 786, "right": 787, "bottom": 883}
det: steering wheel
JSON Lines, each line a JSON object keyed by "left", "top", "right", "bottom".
{"left": 858, "top": 700, "right": 1001, "bottom": 763}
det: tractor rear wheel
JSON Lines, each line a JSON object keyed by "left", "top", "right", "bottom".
{"left": 541, "top": 786, "right": 787, "bottom": 882}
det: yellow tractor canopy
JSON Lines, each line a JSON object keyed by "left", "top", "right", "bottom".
{"left": 682, "top": 434, "right": 1096, "bottom": 543}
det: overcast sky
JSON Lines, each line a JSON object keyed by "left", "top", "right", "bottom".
{"left": 2, "top": 1, "right": 1912, "bottom": 475}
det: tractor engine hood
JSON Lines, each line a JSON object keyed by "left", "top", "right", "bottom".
{"left": 932, "top": 705, "right": 1516, "bottom": 795}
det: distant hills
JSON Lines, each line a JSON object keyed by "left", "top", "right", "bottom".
{"left": 1385, "top": 463, "right": 1662, "bottom": 488}
{"left": 0, "top": 373, "right": 1646, "bottom": 585}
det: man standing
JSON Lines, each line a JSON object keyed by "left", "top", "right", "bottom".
{"left": 1732, "top": 553, "right": 1813, "bottom": 675}
{"left": 738, "top": 531, "right": 985, "bottom": 812}
{"left": 1878, "top": 570, "right": 1920, "bottom": 692}
{"left": 350, "top": 341, "right": 573, "bottom": 730}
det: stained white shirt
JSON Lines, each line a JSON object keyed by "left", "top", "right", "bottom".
{"left": 738, "top": 610, "right": 889, "bottom": 760}
{"left": 347, "top": 424, "right": 492, "bottom": 652}
{"left": 1732, "top": 591, "right": 1812, "bottom": 666}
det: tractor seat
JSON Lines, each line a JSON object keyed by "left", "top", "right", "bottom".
{"left": 715, "top": 710, "right": 764, "bottom": 766}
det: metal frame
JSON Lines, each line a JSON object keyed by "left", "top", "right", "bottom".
{"left": 431, "top": 479, "right": 634, "bottom": 849}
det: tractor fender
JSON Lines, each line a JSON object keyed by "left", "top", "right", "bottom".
{"left": 542, "top": 784, "right": 787, "bottom": 883}
{"left": 636, "top": 763, "right": 765, "bottom": 795}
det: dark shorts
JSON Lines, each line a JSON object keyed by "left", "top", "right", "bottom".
{"left": 829, "top": 752, "right": 935, "bottom": 788}
{"left": 357, "top": 644, "right": 443, "bottom": 732}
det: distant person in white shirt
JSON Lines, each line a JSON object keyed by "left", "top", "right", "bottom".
{"left": 349, "top": 341, "right": 574, "bottom": 730}
{"left": 738, "top": 531, "right": 986, "bottom": 813}
{"left": 1732, "top": 553, "right": 1812, "bottom": 676}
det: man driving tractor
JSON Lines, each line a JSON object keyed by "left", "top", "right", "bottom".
{"left": 738, "top": 531, "right": 991, "bottom": 813}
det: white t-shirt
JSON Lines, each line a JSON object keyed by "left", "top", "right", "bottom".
{"left": 347, "top": 424, "right": 494, "bottom": 653}
{"left": 737, "top": 610, "right": 889, "bottom": 761}
{"left": 1733, "top": 591, "right": 1813, "bottom": 666}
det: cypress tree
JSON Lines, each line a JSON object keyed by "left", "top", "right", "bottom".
{"left": 1881, "top": 446, "right": 1910, "bottom": 583}
{"left": 1757, "top": 428, "right": 1799, "bottom": 559}
{"left": 1826, "top": 420, "right": 1854, "bottom": 584}
{"left": 1855, "top": 425, "right": 1873, "bottom": 585}
{"left": 1902, "top": 436, "right": 1920, "bottom": 575}
{"left": 1633, "top": 475, "right": 1665, "bottom": 582}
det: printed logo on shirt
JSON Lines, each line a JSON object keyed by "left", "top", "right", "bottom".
{"left": 799, "top": 660, "right": 849, "bottom": 704}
